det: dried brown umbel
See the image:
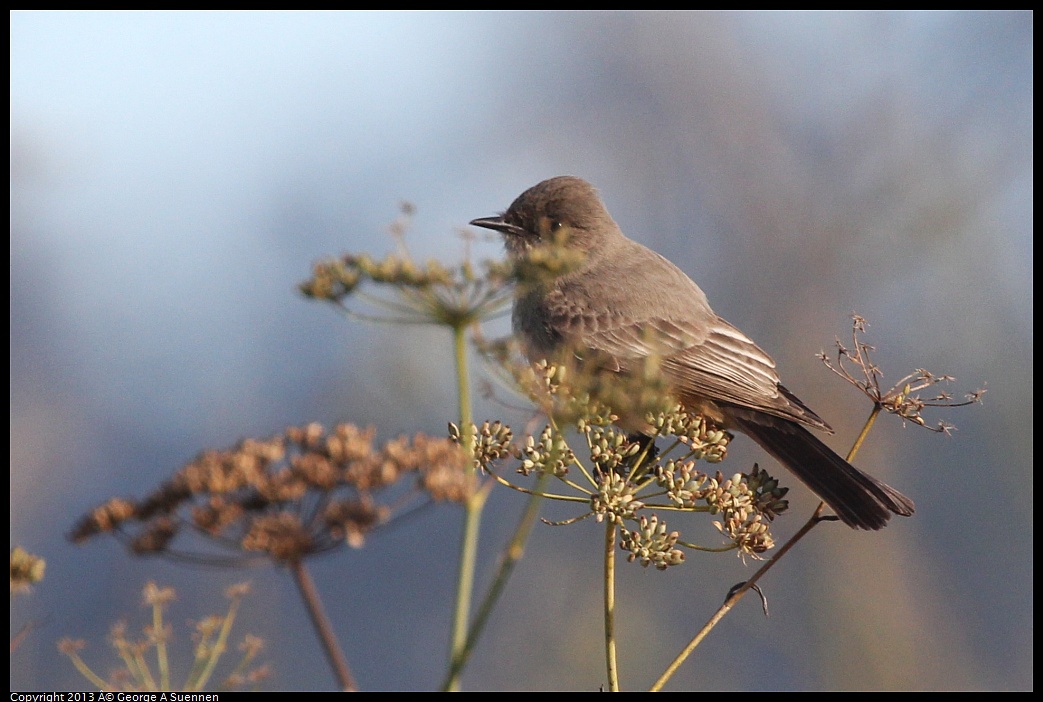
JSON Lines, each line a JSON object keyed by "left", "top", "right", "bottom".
{"left": 70, "top": 423, "right": 471, "bottom": 566}
{"left": 819, "top": 314, "right": 985, "bottom": 434}
{"left": 299, "top": 203, "right": 516, "bottom": 329}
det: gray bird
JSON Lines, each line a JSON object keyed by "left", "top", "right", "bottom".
{"left": 471, "top": 175, "right": 914, "bottom": 530}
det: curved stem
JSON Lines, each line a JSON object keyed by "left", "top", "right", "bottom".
{"left": 483, "top": 464, "right": 591, "bottom": 502}
{"left": 290, "top": 559, "right": 357, "bottom": 691}
{"left": 649, "top": 405, "right": 883, "bottom": 691}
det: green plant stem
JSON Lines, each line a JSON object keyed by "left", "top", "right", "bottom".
{"left": 189, "top": 590, "right": 241, "bottom": 692}
{"left": 290, "top": 559, "right": 357, "bottom": 692}
{"left": 441, "top": 474, "right": 548, "bottom": 691}
{"left": 447, "top": 488, "right": 489, "bottom": 691}
{"left": 649, "top": 405, "right": 882, "bottom": 691}
{"left": 153, "top": 597, "right": 170, "bottom": 691}
{"left": 64, "top": 652, "right": 111, "bottom": 689}
{"left": 845, "top": 404, "right": 881, "bottom": 463}
{"left": 453, "top": 324, "right": 473, "bottom": 455}
{"left": 604, "top": 519, "right": 620, "bottom": 692}
{"left": 446, "top": 322, "right": 482, "bottom": 692}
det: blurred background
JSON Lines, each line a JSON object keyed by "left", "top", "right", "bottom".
{"left": 10, "top": 11, "right": 1031, "bottom": 691}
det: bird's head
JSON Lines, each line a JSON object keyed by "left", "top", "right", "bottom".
{"left": 470, "top": 176, "right": 620, "bottom": 259}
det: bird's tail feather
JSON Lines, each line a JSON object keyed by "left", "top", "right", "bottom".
{"left": 731, "top": 415, "right": 915, "bottom": 530}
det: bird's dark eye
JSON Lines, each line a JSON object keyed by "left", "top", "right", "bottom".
{"left": 550, "top": 221, "right": 563, "bottom": 233}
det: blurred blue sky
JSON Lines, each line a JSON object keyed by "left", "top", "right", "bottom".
{"left": 11, "top": 11, "right": 1032, "bottom": 691}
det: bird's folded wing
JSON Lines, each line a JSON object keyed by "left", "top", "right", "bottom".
{"left": 584, "top": 317, "right": 831, "bottom": 430}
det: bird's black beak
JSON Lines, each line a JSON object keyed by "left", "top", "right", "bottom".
{"left": 469, "top": 215, "right": 526, "bottom": 238}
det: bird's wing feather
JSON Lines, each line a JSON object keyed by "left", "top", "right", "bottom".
{"left": 537, "top": 242, "right": 830, "bottom": 430}
{"left": 578, "top": 313, "right": 830, "bottom": 430}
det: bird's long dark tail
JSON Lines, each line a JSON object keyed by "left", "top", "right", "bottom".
{"left": 730, "top": 415, "right": 915, "bottom": 530}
